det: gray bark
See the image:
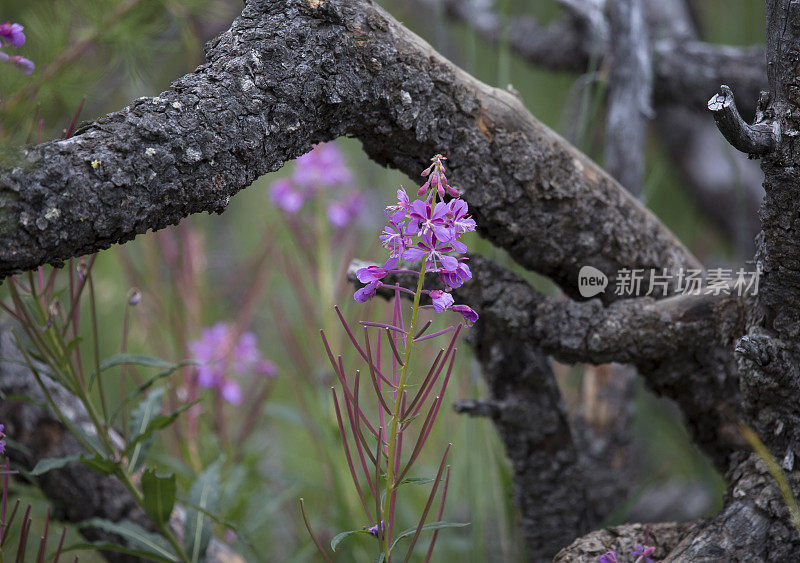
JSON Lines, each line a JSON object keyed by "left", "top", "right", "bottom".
{"left": 416, "top": 0, "right": 766, "bottom": 255}
{"left": 1, "top": 0, "right": 799, "bottom": 561}
{"left": 604, "top": 0, "right": 652, "bottom": 196}
{"left": 0, "top": 0, "right": 697, "bottom": 303}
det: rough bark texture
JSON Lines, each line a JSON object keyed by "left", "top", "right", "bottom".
{"left": 1, "top": 0, "right": 799, "bottom": 561}
{"left": 418, "top": 0, "right": 766, "bottom": 255}
{"left": 422, "top": 0, "right": 765, "bottom": 113}
{"left": 454, "top": 262, "right": 594, "bottom": 559}
{"left": 0, "top": 0, "right": 698, "bottom": 301}
{"left": 554, "top": 522, "right": 692, "bottom": 562}
{"left": 604, "top": 0, "right": 652, "bottom": 196}
{"left": 646, "top": 0, "right": 765, "bottom": 257}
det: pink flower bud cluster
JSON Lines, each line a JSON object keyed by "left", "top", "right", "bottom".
{"left": 354, "top": 155, "right": 478, "bottom": 326}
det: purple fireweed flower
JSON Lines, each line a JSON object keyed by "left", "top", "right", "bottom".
{"left": 327, "top": 192, "right": 364, "bottom": 228}
{"left": 452, "top": 304, "right": 479, "bottom": 326}
{"left": 430, "top": 290, "right": 454, "bottom": 313}
{"left": 9, "top": 55, "right": 34, "bottom": 75}
{"left": 446, "top": 199, "right": 476, "bottom": 236}
{"left": 0, "top": 22, "right": 25, "bottom": 47}
{"left": 597, "top": 552, "right": 617, "bottom": 563}
{"left": 385, "top": 187, "right": 410, "bottom": 215}
{"left": 270, "top": 178, "right": 304, "bottom": 213}
{"left": 354, "top": 280, "right": 380, "bottom": 303}
{"left": 189, "top": 323, "right": 276, "bottom": 405}
{"left": 407, "top": 199, "right": 452, "bottom": 241}
{"left": 404, "top": 232, "right": 459, "bottom": 271}
{"left": 292, "top": 143, "right": 352, "bottom": 189}
{"left": 0, "top": 423, "right": 5, "bottom": 454}
{"left": 232, "top": 331, "right": 260, "bottom": 374}
{"left": 632, "top": 544, "right": 655, "bottom": 563}
{"left": 0, "top": 51, "right": 34, "bottom": 75}
{"left": 439, "top": 260, "right": 472, "bottom": 290}
{"left": 357, "top": 266, "right": 388, "bottom": 284}
{"left": 357, "top": 258, "right": 398, "bottom": 284}
{"left": 379, "top": 213, "right": 413, "bottom": 259}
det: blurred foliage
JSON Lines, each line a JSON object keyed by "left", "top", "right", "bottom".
{"left": 0, "top": 0, "right": 771, "bottom": 561}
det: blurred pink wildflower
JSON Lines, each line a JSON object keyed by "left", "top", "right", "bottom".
{"left": 293, "top": 143, "right": 353, "bottom": 189}
{"left": 0, "top": 22, "right": 25, "bottom": 47}
{"left": 0, "top": 20, "right": 33, "bottom": 75}
{"left": 270, "top": 142, "right": 363, "bottom": 228}
{"left": 189, "top": 323, "right": 276, "bottom": 405}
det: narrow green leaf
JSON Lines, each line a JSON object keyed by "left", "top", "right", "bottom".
{"left": 398, "top": 477, "right": 435, "bottom": 486}
{"left": 90, "top": 354, "right": 179, "bottom": 391}
{"left": 176, "top": 496, "right": 256, "bottom": 554}
{"left": 126, "top": 398, "right": 199, "bottom": 471}
{"left": 30, "top": 455, "right": 80, "bottom": 475}
{"left": 98, "top": 353, "right": 175, "bottom": 372}
{"left": 330, "top": 529, "right": 371, "bottom": 551}
{"left": 79, "top": 518, "right": 177, "bottom": 561}
{"left": 56, "top": 541, "right": 177, "bottom": 562}
{"left": 184, "top": 462, "right": 221, "bottom": 563}
{"left": 111, "top": 360, "right": 196, "bottom": 424}
{"left": 374, "top": 553, "right": 385, "bottom": 563}
{"left": 142, "top": 469, "right": 176, "bottom": 527}
{"left": 30, "top": 454, "right": 115, "bottom": 477}
{"left": 389, "top": 522, "right": 469, "bottom": 552}
{"left": 79, "top": 454, "right": 116, "bottom": 475}
{"left": 127, "top": 389, "right": 162, "bottom": 471}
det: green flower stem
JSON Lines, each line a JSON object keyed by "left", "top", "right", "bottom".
{"left": 382, "top": 261, "right": 426, "bottom": 558}
{"left": 317, "top": 196, "right": 335, "bottom": 340}
{"left": 87, "top": 273, "right": 111, "bottom": 434}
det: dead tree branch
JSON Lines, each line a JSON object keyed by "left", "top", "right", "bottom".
{"left": 0, "top": 0, "right": 697, "bottom": 301}
{"left": 604, "top": 0, "right": 652, "bottom": 196}
{"left": 708, "top": 85, "right": 776, "bottom": 156}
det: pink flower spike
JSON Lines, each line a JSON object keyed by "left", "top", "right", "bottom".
{"left": 429, "top": 290, "right": 454, "bottom": 313}
{"left": 0, "top": 22, "right": 25, "bottom": 47}
{"left": 452, "top": 304, "right": 479, "bottom": 326}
